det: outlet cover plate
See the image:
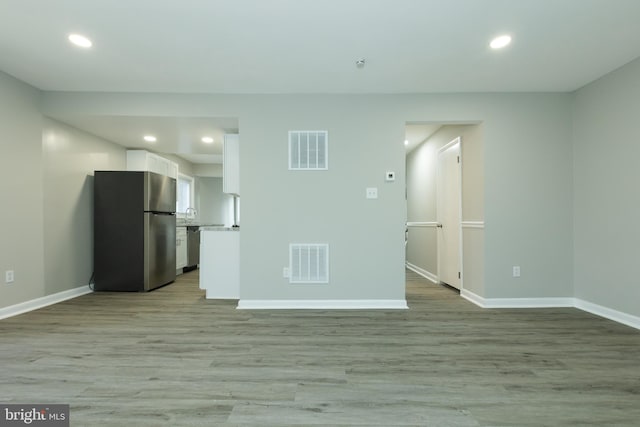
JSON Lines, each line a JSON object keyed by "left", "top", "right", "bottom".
{"left": 512, "top": 266, "right": 521, "bottom": 277}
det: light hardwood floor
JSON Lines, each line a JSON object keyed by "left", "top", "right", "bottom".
{"left": 1, "top": 270, "right": 639, "bottom": 426}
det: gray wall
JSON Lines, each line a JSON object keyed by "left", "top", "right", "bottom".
{"left": 406, "top": 124, "right": 484, "bottom": 295}
{"left": 40, "top": 91, "right": 574, "bottom": 305}
{"left": 0, "top": 71, "right": 45, "bottom": 309}
{"left": 195, "top": 177, "right": 234, "bottom": 226}
{"left": 42, "top": 118, "right": 126, "bottom": 295}
{"left": 4, "top": 59, "right": 638, "bottom": 319}
{"left": 573, "top": 57, "right": 640, "bottom": 317}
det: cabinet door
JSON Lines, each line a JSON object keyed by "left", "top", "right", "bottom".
{"left": 223, "top": 134, "right": 240, "bottom": 195}
{"left": 127, "top": 150, "right": 178, "bottom": 179}
{"left": 176, "top": 227, "right": 188, "bottom": 269}
{"left": 167, "top": 162, "right": 178, "bottom": 179}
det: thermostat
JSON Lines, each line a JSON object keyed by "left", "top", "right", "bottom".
{"left": 385, "top": 171, "right": 396, "bottom": 182}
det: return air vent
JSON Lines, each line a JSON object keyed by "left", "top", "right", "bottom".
{"left": 289, "top": 131, "right": 328, "bottom": 170}
{"left": 289, "top": 243, "right": 329, "bottom": 283}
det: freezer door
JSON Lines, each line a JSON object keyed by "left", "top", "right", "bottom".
{"left": 144, "top": 172, "right": 176, "bottom": 213}
{"left": 144, "top": 213, "right": 176, "bottom": 290}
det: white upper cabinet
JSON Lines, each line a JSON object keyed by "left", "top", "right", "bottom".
{"left": 127, "top": 150, "right": 178, "bottom": 179}
{"left": 223, "top": 134, "right": 240, "bottom": 195}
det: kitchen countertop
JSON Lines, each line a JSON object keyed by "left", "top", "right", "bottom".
{"left": 200, "top": 226, "right": 240, "bottom": 231}
{"left": 176, "top": 222, "right": 225, "bottom": 227}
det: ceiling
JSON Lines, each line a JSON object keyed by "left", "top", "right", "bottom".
{"left": 2, "top": 0, "right": 640, "bottom": 161}
{"left": 54, "top": 115, "right": 239, "bottom": 163}
{"left": 404, "top": 124, "right": 442, "bottom": 152}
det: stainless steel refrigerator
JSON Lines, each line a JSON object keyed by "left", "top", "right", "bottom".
{"left": 94, "top": 171, "right": 176, "bottom": 291}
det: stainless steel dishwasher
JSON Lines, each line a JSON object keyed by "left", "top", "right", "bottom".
{"left": 186, "top": 226, "right": 200, "bottom": 268}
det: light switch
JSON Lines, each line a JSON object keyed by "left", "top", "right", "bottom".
{"left": 385, "top": 171, "right": 395, "bottom": 182}
{"left": 366, "top": 187, "right": 378, "bottom": 199}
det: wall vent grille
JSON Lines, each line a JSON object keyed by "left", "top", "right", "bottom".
{"left": 290, "top": 243, "right": 329, "bottom": 283}
{"left": 289, "top": 131, "right": 328, "bottom": 170}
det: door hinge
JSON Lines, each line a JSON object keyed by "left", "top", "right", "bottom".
{"left": 457, "top": 156, "right": 460, "bottom": 163}
{"left": 458, "top": 272, "right": 461, "bottom": 279}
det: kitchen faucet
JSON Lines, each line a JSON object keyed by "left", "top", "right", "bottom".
{"left": 184, "top": 207, "right": 197, "bottom": 223}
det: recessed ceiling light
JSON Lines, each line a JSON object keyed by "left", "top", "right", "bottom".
{"left": 490, "top": 35, "right": 512, "bottom": 49}
{"left": 143, "top": 135, "right": 157, "bottom": 143}
{"left": 201, "top": 137, "right": 214, "bottom": 144}
{"left": 404, "top": 140, "right": 409, "bottom": 146}
{"left": 68, "top": 33, "right": 93, "bottom": 48}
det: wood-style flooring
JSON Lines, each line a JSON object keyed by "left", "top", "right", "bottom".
{"left": 1, "top": 270, "right": 639, "bottom": 426}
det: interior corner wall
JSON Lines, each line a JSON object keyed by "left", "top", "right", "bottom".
{"left": 573, "top": 57, "right": 640, "bottom": 318}
{"left": 0, "top": 71, "right": 45, "bottom": 309}
{"left": 42, "top": 118, "right": 126, "bottom": 295}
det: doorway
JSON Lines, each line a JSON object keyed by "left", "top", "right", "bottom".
{"left": 405, "top": 123, "right": 484, "bottom": 296}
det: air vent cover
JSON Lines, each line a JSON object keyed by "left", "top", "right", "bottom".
{"left": 290, "top": 243, "right": 329, "bottom": 283}
{"left": 289, "top": 131, "right": 328, "bottom": 170}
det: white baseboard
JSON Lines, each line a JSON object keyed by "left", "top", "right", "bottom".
{"left": 461, "top": 290, "right": 640, "bottom": 331}
{"left": 237, "top": 299, "right": 409, "bottom": 310}
{"left": 460, "top": 289, "right": 486, "bottom": 307}
{"left": 0, "top": 285, "right": 93, "bottom": 320}
{"left": 575, "top": 298, "right": 640, "bottom": 331}
{"left": 461, "top": 291, "right": 574, "bottom": 309}
{"left": 406, "top": 262, "right": 438, "bottom": 284}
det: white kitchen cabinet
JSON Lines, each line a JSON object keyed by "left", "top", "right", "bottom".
{"left": 199, "top": 229, "right": 239, "bottom": 299}
{"left": 223, "top": 134, "right": 240, "bottom": 195}
{"left": 176, "top": 226, "right": 187, "bottom": 271}
{"left": 127, "top": 150, "right": 179, "bottom": 179}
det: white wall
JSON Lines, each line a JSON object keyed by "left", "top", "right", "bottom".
{"left": 42, "top": 118, "right": 126, "bottom": 294}
{"left": 573, "top": 57, "right": 640, "bottom": 317}
{"left": 194, "top": 163, "right": 223, "bottom": 177}
{"left": 195, "top": 177, "right": 234, "bottom": 226}
{"left": 41, "top": 91, "right": 574, "bottom": 305}
{"left": 0, "top": 71, "right": 45, "bottom": 309}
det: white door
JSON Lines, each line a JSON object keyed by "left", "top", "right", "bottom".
{"left": 437, "top": 137, "right": 461, "bottom": 289}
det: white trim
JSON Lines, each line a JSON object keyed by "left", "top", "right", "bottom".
{"left": 575, "top": 298, "right": 640, "bottom": 331}
{"left": 439, "top": 136, "right": 461, "bottom": 153}
{"left": 0, "top": 285, "right": 93, "bottom": 320}
{"left": 460, "top": 291, "right": 640, "bottom": 331}
{"left": 460, "top": 289, "right": 486, "bottom": 307}
{"left": 406, "top": 262, "right": 439, "bottom": 284}
{"left": 461, "top": 221, "right": 484, "bottom": 229}
{"left": 237, "top": 299, "right": 408, "bottom": 310}
{"left": 406, "top": 221, "right": 439, "bottom": 228}
{"left": 460, "top": 289, "right": 574, "bottom": 308}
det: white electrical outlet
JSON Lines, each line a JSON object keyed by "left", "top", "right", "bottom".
{"left": 366, "top": 187, "right": 378, "bottom": 199}
{"left": 283, "top": 267, "right": 290, "bottom": 278}
{"left": 6, "top": 270, "right": 15, "bottom": 284}
{"left": 512, "top": 266, "right": 521, "bottom": 278}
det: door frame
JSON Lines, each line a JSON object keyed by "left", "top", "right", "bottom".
{"left": 436, "top": 136, "right": 463, "bottom": 290}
